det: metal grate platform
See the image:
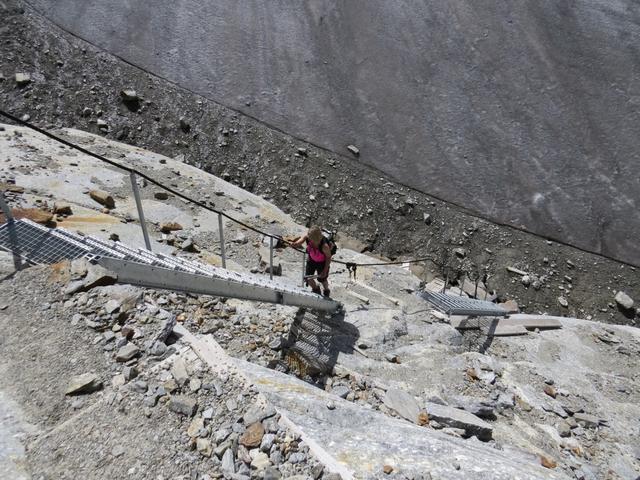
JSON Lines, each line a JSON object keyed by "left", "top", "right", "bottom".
{"left": 0, "top": 219, "right": 92, "bottom": 264}
{"left": 418, "top": 290, "right": 508, "bottom": 317}
{"left": 0, "top": 219, "right": 340, "bottom": 312}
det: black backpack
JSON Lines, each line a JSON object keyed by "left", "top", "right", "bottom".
{"left": 322, "top": 229, "right": 338, "bottom": 256}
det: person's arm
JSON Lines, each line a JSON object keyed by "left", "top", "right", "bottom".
{"left": 290, "top": 234, "right": 307, "bottom": 248}
{"left": 319, "top": 243, "right": 332, "bottom": 279}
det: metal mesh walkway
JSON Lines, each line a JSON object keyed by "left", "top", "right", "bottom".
{"left": 0, "top": 219, "right": 339, "bottom": 311}
{"left": 418, "top": 290, "right": 508, "bottom": 317}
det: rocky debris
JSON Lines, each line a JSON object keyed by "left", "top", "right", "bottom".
{"left": 65, "top": 373, "right": 102, "bottom": 395}
{"left": 53, "top": 202, "right": 73, "bottom": 215}
{"left": 383, "top": 388, "right": 422, "bottom": 424}
{"left": 15, "top": 72, "right": 31, "bottom": 86}
{"left": 424, "top": 402, "right": 493, "bottom": 440}
{"left": 160, "top": 221, "right": 183, "bottom": 233}
{"left": 614, "top": 291, "right": 634, "bottom": 310}
{"left": 557, "top": 296, "right": 568, "bottom": 308}
{"left": 88, "top": 189, "right": 115, "bottom": 209}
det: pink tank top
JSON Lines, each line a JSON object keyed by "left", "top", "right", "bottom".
{"left": 307, "top": 240, "right": 326, "bottom": 262}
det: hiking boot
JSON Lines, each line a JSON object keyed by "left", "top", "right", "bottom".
{"left": 312, "top": 287, "right": 321, "bottom": 295}
{"left": 323, "top": 289, "right": 331, "bottom": 298}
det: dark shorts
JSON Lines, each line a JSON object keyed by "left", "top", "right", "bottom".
{"left": 306, "top": 258, "right": 327, "bottom": 278}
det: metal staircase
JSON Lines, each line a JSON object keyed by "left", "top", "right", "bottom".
{"left": 0, "top": 219, "right": 340, "bottom": 312}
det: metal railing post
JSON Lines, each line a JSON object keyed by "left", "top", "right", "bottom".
{"left": 0, "top": 190, "right": 13, "bottom": 223}
{"left": 301, "top": 251, "right": 306, "bottom": 287}
{"left": 129, "top": 172, "right": 152, "bottom": 251}
{"left": 269, "top": 236, "right": 274, "bottom": 280}
{"left": 218, "top": 213, "right": 226, "bottom": 268}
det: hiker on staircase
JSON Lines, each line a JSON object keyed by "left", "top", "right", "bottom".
{"left": 290, "top": 225, "right": 333, "bottom": 297}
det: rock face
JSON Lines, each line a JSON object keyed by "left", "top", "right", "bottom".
{"left": 29, "top": 0, "right": 640, "bottom": 266}
{"left": 239, "top": 360, "right": 563, "bottom": 479}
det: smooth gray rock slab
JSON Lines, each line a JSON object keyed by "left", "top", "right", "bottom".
{"left": 424, "top": 402, "right": 493, "bottom": 441}
{"left": 239, "top": 359, "right": 568, "bottom": 479}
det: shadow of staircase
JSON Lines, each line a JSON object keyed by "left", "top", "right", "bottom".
{"left": 282, "top": 308, "right": 360, "bottom": 376}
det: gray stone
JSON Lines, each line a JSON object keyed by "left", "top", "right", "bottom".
{"left": 83, "top": 263, "right": 117, "bottom": 291}
{"left": 15, "top": 73, "right": 31, "bottom": 86}
{"left": 115, "top": 343, "right": 139, "bottom": 362}
{"left": 120, "top": 89, "right": 139, "bottom": 102}
{"left": 196, "top": 438, "right": 212, "bottom": 457}
{"left": 424, "top": 402, "right": 493, "bottom": 440}
{"left": 65, "top": 373, "right": 103, "bottom": 395}
{"left": 214, "top": 440, "right": 233, "bottom": 458}
{"left": 263, "top": 467, "right": 282, "bottom": 480}
{"left": 614, "top": 291, "right": 634, "bottom": 310}
{"left": 122, "top": 366, "right": 138, "bottom": 381}
{"left": 250, "top": 450, "right": 271, "bottom": 470}
{"left": 221, "top": 448, "right": 235, "bottom": 472}
{"left": 243, "top": 404, "right": 276, "bottom": 425}
{"left": 104, "top": 299, "right": 121, "bottom": 314}
{"left": 171, "top": 357, "right": 189, "bottom": 386}
{"left": 331, "top": 385, "right": 351, "bottom": 399}
{"left": 89, "top": 189, "right": 115, "bottom": 209}
{"left": 260, "top": 433, "right": 276, "bottom": 452}
{"left": 288, "top": 452, "right": 306, "bottom": 464}
{"left": 383, "top": 388, "right": 422, "bottom": 424}
{"left": 168, "top": 395, "right": 197, "bottom": 416}
{"left": 268, "top": 336, "right": 283, "bottom": 350}
{"left": 346, "top": 144, "right": 360, "bottom": 156}
{"left": 450, "top": 396, "right": 496, "bottom": 419}
{"left": 557, "top": 421, "right": 571, "bottom": 438}
{"left": 233, "top": 233, "right": 248, "bottom": 244}
{"left": 574, "top": 413, "right": 600, "bottom": 428}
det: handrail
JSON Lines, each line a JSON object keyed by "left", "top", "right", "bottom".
{"left": 4, "top": 109, "right": 634, "bottom": 272}
{"left": 0, "top": 109, "right": 441, "bottom": 269}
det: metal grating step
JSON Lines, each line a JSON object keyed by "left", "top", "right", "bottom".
{"left": 0, "top": 219, "right": 92, "bottom": 264}
{"left": 0, "top": 219, "right": 340, "bottom": 312}
{"left": 418, "top": 290, "right": 508, "bottom": 317}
